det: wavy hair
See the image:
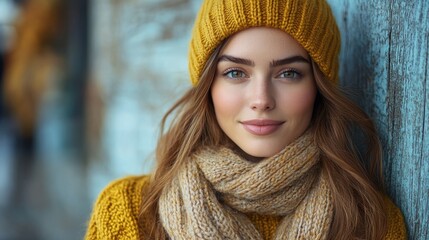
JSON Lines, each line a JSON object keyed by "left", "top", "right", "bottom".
{"left": 139, "top": 39, "right": 387, "bottom": 239}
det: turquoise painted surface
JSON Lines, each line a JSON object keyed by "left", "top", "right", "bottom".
{"left": 327, "top": 1, "right": 429, "bottom": 239}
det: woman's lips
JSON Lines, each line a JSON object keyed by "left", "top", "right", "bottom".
{"left": 240, "top": 119, "right": 285, "bottom": 136}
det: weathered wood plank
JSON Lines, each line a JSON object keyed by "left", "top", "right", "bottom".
{"left": 387, "top": 2, "right": 429, "bottom": 239}
{"left": 327, "top": 0, "right": 429, "bottom": 239}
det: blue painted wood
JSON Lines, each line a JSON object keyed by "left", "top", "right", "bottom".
{"left": 327, "top": 1, "right": 429, "bottom": 239}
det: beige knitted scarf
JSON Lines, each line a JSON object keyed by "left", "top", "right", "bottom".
{"left": 158, "top": 132, "right": 333, "bottom": 239}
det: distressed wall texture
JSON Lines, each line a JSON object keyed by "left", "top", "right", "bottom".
{"left": 327, "top": 1, "right": 429, "bottom": 239}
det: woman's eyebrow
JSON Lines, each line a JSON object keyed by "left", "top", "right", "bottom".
{"left": 270, "top": 56, "right": 310, "bottom": 67}
{"left": 218, "top": 55, "right": 255, "bottom": 66}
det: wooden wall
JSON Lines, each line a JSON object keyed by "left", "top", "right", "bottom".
{"left": 327, "top": 1, "right": 429, "bottom": 239}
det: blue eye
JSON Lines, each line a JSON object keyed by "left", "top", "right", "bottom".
{"left": 278, "top": 70, "right": 301, "bottom": 79}
{"left": 224, "top": 69, "right": 247, "bottom": 79}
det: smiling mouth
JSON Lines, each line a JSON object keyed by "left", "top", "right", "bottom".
{"left": 240, "top": 119, "right": 285, "bottom": 135}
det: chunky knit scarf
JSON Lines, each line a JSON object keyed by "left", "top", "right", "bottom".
{"left": 158, "top": 132, "right": 333, "bottom": 239}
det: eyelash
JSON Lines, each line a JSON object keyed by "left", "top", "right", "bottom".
{"left": 276, "top": 68, "right": 302, "bottom": 80}
{"left": 222, "top": 68, "right": 247, "bottom": 79}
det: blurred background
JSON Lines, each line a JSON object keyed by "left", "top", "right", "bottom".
{"left": 0, "top": 0, "right": 199, "bottom": 239}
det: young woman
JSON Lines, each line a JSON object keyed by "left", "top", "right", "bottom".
{"left": 85, "top": 0, "right": 407, "bottom": 239}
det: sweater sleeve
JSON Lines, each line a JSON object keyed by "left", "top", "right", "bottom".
{"left": 84, "top": 176, "right": 150, "bottom": 240}
{"left": 385, "top": 197, "right": 407, "bottom": 240}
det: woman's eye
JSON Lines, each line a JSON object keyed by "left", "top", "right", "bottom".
{"left": 278, "top": 70, "right": 301, "bottom": 79}
{"left": 224, "top": 69, "right": 246, "bottom": 79}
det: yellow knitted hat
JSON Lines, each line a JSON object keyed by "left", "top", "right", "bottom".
{"left": 188, "top": 0, "right": 340, "bottom": 85}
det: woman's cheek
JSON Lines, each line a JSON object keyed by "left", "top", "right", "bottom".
{"left": 283, "top": 88, "right": 316, "bottom": 116}
{"left": 211, "top": 84, "right": 241, "bottom": 117}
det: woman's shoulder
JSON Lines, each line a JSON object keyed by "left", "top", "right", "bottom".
{"left": 92, "top": 175, "right": 150, "bottom": 210}
{"left": 384, "top": 196, "right": 407, "bottom": 239}
{"left": 84, "top": 175, "right": 151, "bottom": 240}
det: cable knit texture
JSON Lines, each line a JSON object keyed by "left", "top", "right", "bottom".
{"left": 85, "top": 177, "right": 407, "bottom": 240}
{"left": 158, "top": 131, "right": 333, "bottom": 239}
{"left": 188, "top": 0, "right": 340, "bottom": 85}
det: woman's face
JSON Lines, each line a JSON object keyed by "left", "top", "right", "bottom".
{"left": 211, "top": 27, "right": 317, "bottom": 160}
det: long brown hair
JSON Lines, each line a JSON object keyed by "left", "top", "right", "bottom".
{"left": 140, "top": 40, "right": 387, "bottom": 239}
{"left": 311, "top": 61, "right": 387, "bottom": 239}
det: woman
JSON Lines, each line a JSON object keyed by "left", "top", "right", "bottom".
{"left": 85, "top": 0, "right": 407, "bottom": 239}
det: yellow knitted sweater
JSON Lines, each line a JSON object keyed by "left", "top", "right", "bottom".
{"left": 85, "top": 176, "right": 407, "bottom": 239}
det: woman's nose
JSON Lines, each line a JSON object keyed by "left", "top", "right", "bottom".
{"left": 249, "top": 80, "right": 275, "bottom": 111}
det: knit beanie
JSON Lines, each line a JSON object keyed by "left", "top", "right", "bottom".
{"left": 188, "top": 0, "right": 341, "bottom": 85}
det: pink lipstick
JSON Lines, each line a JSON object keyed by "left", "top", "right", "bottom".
{"left": 240, "top": 119, "right": 284, "bottom": 135}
